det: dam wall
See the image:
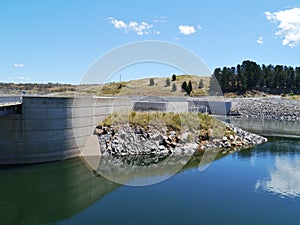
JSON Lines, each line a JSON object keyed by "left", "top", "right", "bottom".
{"left": 0, "top": 95, "right": 230, "bottom": 165}
{"left": 0, "top": 96, "right": 130, "bottom": 165}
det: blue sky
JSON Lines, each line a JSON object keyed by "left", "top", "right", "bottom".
{"left": 1, "top": 0, "right": 300, "bottom": 84}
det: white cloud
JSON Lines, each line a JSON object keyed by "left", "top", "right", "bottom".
{"left": 178, "top": 25, "right": 196, "bottom": 35}
{"left": 197, "top": 25, "right": 202, "bottom": 30}
{"left": 14, "top": 63, "right": 25, "bottom": 68}
{"left": 173, "top": 37, "right": 180, "bottom": 40}
{"left": 153, "top": 16, "right": 167, "bottom": 23}
{"left": 7, "top": 77, "right": 13, "bottom": 80}
{"left": 17, "top": 76, "right": 31, "bottom": 81}
{"left": 265, "top": 7, "right": 300, "bottom": 47}
{"left": 108, "top": 17, "right": 157, "bottom": 35}
{"left": 257, "top": 36, "right": 264, "bottom": 44}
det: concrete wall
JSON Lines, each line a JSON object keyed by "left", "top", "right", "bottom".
{"left": 0, "top": 96, "right": 125, "bottom": 165}
{"left": 188, "top": 100, "right": 231, "bottom": 115}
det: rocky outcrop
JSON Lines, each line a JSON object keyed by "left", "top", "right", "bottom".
{"left": 95, "top": 122, "right": 267, "bottom": 156}
{"left": 229, "top": 98, "right": 300, "bottom": 121}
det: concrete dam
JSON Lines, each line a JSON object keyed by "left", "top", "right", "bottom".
{"left": 0, "top": 96, "right": 231, "bottom": 165}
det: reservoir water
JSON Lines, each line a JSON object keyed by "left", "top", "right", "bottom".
{"left": 1, "top": 118, "right": 300, "bottom": 225}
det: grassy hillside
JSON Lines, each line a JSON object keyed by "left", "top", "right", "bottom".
{"left": 0, "top": 75, "right": 210, "bottom": 97}
{"left": 79, "top": 75, "right": 210, "bottom": 97}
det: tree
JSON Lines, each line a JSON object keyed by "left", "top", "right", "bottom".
{"left": 181, "top": 81, "right": 187, "bottom": 92}
{"left": 187, "top": 80, "right": 193, "bottom": 95}
{"left": 295, "top": 67, "right": 300, "bottom": 89}
{"left": 165, "top": 78, "right": 171, "bottom": 87}
{"left": 208, "top": 75, "right": 222, "bottom": 96}
{"left": 172, "top": 74, "right": 177, "bottom": 81}
{"left": 199, "top": 79, "right": 204, "bottom": 89}
{"left": 286, "top": 66, "right": 295, "bottom": 89}
{"left": 149, "top": 78, "right": 154, "bottom": 86}
{"left": 237, "top": 64, "right": 247, "bottom": 94}
{"left": 172, "top": 83, "right": 177, "bottom": 92}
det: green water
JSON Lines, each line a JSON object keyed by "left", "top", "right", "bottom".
{"left": 1, "top": 120, "right": 300, "bottom": 225}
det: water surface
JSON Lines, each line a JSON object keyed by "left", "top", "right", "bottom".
{"left": 1, "top": 119, "right": 300, "bottom": 225}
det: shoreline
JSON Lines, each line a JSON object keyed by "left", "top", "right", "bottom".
{"left": 96, "top": 122, "right": 267, "bottom": 157}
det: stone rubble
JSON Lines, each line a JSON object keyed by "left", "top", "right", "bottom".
{"left": 95, "top": 122, "right": 267, "bottom": 156}
{"left": 229, "top": 98, "right": 300, "bottom": 121}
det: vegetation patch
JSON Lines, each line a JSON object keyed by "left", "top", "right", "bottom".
{"left": 100, "top": 111, "right": 228, "bottom": 141}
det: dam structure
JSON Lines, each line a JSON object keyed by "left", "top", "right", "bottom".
{"left": 0, "top": 96, "right": 230, "bottom": 165}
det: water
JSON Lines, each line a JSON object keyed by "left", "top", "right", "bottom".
{"left": 1, "top": 120, "right": 300, "bottom": 225}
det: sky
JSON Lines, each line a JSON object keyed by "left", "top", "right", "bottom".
{"left": 1, "top": 0, "right": 300, "bottom": 84}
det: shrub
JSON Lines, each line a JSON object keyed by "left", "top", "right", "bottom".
{"left": 172, "top": 83, "right": 177, "bottom": 92}
{"left": 149, "top": 78, "right": 154, "bottom": 86}
{"left": 172, "top": 74, "right": 176, "bottom": 81}
{"left": 181, "top": 81, "right": 187, "bottom": 92}
{"left": 199, "top": 79, "right": 204, "bottom": 89}
{"left": 165, "top": 78, "right": 171, "bottom": 87}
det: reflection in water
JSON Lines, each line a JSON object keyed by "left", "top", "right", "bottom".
{"left": 223, "top": 116, "right": 300, "bottom": 198}
{"left": 220, "top": 116, "right": 300, "bottom": 138}
{"left": 249, "top": 137, "right": 300, "bottom": 199}
{"left": 0, "top": 151, "right": 225, "bottom": 225}
{"left": 96, "top": 153, "right": 196, "bottom": 186}
{"left": 0, "top": 158, "right": 120, "bottom": 225}
{"left": 255, "top": 156, "right": 300, "bottom": 198}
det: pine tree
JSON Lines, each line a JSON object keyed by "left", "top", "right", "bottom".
{"left": 172, "top": 74, "right": 177, "bottom": 81}
{"left": 181, "top": 81, "right": 187, "bottom": 92}
{"left": 149, "top": 78, "right": 154, "bottom": 86}
{"left": 187, "top": 80, "right": 193, "bottom": 95}
{"left": 165, "top": 78, "right": 171, "bottom": 87}
{"left": 199, "top": 79, "right": 204, "bottom": 89}
{"left": 172, "top": 83, "right": 177, "bottom": 92}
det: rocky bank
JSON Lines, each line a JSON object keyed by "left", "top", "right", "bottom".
{"left": 95, "top": 123, "right": 267, "bottom": 156}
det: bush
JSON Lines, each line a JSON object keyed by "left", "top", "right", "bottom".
{"left": 165, "top": 78, "right": 171, "bottom": 87}
{"left": 172, "top": 83, "right": 177, "bottom": 92}
{"left": 149, "top": 78, "right": 154, "bottom": 86}
{"left": 181, "top": 81, "right": 187, "bottom": 92}
{"left": 172, "top": 74, "right": 176, "bottom": 81}
{"left": 187, "top": 80, "right": 193, "bottom": 95}
{"left": 199, "top": 79, "right": 204, "bottom": 89}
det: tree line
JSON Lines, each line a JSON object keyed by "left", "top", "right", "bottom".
{"left": 210, "top": 60, "right": 300, "bottom": 94}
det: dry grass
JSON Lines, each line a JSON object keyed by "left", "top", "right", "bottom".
{"left": 288, "top": 95, "right": 300, "bottom": 100}
{"left": 79, "top": 75, "right": 210, "bottom": 97}
{"left": 0, "top": 75, "right": 210, "bottom": 97}
{"left": 100, "top": 111, "right": 228, "bottom": 141}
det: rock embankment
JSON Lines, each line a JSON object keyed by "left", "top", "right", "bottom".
{"left": 95, "top": 123, "right": 267, "bottom": 156}
{"left": 229, "top": 98, "right": 300, "bottom": 121}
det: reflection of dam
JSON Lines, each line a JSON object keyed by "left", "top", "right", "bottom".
{"left": 0, "top": 158, "right": 120, "bottom": 225}
{"left": 0, "top": 150, "right": 226, "bottom": 225}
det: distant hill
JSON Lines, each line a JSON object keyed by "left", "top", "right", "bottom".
{"left": 0, "top": 75, "right": 210, "bottom": 97}
{"left": 79, "top": 75, "right": 210, "bottom": 97}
